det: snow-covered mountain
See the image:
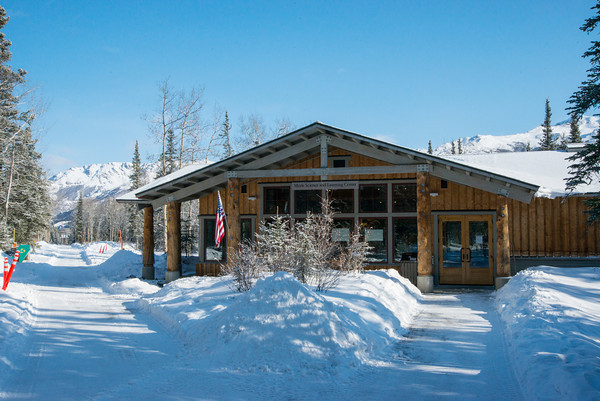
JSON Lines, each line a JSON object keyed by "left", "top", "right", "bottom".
{"left": 49, "top": 162, "right": 158, "bottom": 222}
{"left": 426, "top": 115, "right": 599, "bottom": 155}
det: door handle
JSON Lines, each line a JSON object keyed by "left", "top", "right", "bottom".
{"left": 466, "top": 248, "right": 471, "bottom": 262}
{"left": 461, "top": 248, "right": 466, "bottom": 262}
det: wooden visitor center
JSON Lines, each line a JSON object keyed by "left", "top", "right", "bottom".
{"left": 117, "top": 122, "right": 600, "bottom": 292}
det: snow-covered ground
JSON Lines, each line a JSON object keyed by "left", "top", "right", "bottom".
{"left": 496, "top": 266, "right": 600, "bottom": 401}
{"left": 0, "top": 242, "right": 598, "bottom": 400}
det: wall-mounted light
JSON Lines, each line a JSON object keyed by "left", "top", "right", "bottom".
{"left": 430, "top": 192, "right": 439, "bottom": 197}
{"left": 248, "top": 196, "right": 257, "bottom": 201}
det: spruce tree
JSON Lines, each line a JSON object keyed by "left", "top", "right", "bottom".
{"left": 558, "top": 134, "right": 568, "bottom": 151}
{"left": 539, "top": 98, "right": 557, "bottom": 150}
{"left": 568, "top": 115, "right": 583, "bottom": 143}
{"left": 128, "top": 141, "right": 144, "bottom": 248}
{"left": 526, "top": 142, "right": 532, "bottom": 152}
{"left": 220, "top": 111, "right": 234, "bottom": 159}
{"left": 458, "top": 138, "right": 463, "bottom": 154}
{"left": 566, "top": 1, "right": 600, "bottom": 223}
{"left": 451, "top": 141, "right": 456, "bottom": 155}
{"left": 73, "top": 193, "right": 85, "bottom": 243}
{"left": 0, "top": 6, "right": 51, "bottom": 247}
{"left": 427, "top": 140, "right": 433, "bottom": 155}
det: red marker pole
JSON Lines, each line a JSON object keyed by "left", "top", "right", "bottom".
{"left": 3, "top": 251, "right": 20, "bottom": 290}
{"left": 2, "top": 258, "right": 8, "bottom": 290}
{"left": 120, "top": 230, "right": 123, "bottom": 250}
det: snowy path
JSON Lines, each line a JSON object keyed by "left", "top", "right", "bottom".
{"left": 347, "top": 291, "right": 524, "bottom": 401}
{"left": 1, "top": 243, "right": 526, "bottom": 400}
{"left": 0, "top": 247, "right": 182, "bottom": 401}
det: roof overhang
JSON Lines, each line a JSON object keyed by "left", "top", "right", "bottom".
{"left": 117, "top": 122, "right": 540, "bottom": 208}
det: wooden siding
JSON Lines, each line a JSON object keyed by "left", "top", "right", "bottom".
{"left": 196, "top": 149, "right": 600, "bottom": 272}
{"left": 365, "top": 262, "right": 418, "bottom": 286}
{"left": 508, "top": 196, "right": 599, "bottom": 257}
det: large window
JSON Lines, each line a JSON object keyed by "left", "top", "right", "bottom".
{"left": 241, "top": 218, "right": 253, "bottom": 243}
{"left": 203, "top": 219, "right": 225, "bottom": 262}
{"left": 360, "top": 218, "right": 387, "bottom": 263}
{"left": 393, "top": 218, "right": 418, "bottom": 262}
{"left": 328, "top": 189, "right": 354, "bottom": 213}
{"left": 359, "top": 184, "right": 387, "bottom": 213}
{"left": 264, "top": 187, "right": 290, "bottom": 214}
{"left": 295, "top": 189, "right": 321, "bottom": 214}
{"left": 392, "top": 183, "right": 417, "bottom": 212}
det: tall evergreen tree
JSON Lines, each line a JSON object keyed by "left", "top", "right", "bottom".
{"left": 129, "top": 140, "right": 144, "bottom": 190}
{"left": 427, "top": 140, "right": 433, "bottom": 155}
{"left": 526, "top": 142, "right": 532, "bottom": 152}
{"left": 73, "top": 193, "right": 85, "bottom": 243}
{"left": 128, "top": 140, "right": 144, "bottom": 248}
{"left": 568, "top": 115, "right": 583, "bottom": 143}
{"left": 220, "top": 111, "right": 234, "bottom": 159}
{"left": 539, "top": 98, "right": 557, "bottom": 150}
{"left": 458, "top": 138, "right": 463, "bottom": 154}
{"left": 0, "top": 6, "right": 51, "bottom": 247}
{"left": 566, "top": 1, "right": 600, "bottom": 223}
{"left": 451, "top": 141, "right": 456, "bottom": 155}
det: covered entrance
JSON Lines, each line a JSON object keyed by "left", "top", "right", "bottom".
{"left": 438, "top": 215, "right": 494, "bottom": 285}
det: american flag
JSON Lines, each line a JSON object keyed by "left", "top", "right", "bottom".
{"left": 215, "top": 192, "right": 226, "bottom": 248}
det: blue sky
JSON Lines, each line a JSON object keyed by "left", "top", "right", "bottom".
{"left": 3, "top": 0, "right": 597, "bottom": 174}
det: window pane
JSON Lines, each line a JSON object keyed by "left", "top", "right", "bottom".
{"left": 392, "top": 183, "right": 417, "bottom": 212}
{"left": 393, "top": 218, "right": 418, "bottom": 262}
{"left": 359, "top": 184, "right": 387, "bottom": 213}
{"left": 360, "top": 218, "right": 387, "bottom": 263}
{"left": 204, "top": 219, "right": 225, "bottom": 261}
{"left": 264, "top": 187, "right": 290, "bottom": 214}
{"left": 328, "top": 189, "right": 354, "bottom": 213}
{"left": 294, "top": 190, "right": 321, "bottom": 214}
{"left": 469, "top": 221, "right": 489, "bottom": 268}
{"left": 241, "top": 219, "right": 253, "bottom": 243}
{"left": 442, "top": 221, "right": 462, "bottom": 268}
{"left": 333, "top": 219, "right": 354, "bottom": 244}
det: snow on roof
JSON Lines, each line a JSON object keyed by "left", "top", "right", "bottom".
{"left": 444, "top": 151, "right": 599, "bottom": 198}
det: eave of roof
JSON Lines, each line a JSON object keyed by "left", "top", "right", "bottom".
{"left": 116, "top": 122, "right": 541, "bottom": 207}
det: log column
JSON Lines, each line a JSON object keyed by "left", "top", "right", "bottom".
{"left": 496, "top": 194, "right": 511, "bottom": 289}
{"left": 165, "top": 201, "right": 181, "bottom": 283}
{"left": 227, "top": 176, "right": 241, "bottom": 268}
{"left": 142, "top": 205, "right": 155, "bottom": 280}
{"left": 416, "top": 166, "right": 433, "bottom": 293}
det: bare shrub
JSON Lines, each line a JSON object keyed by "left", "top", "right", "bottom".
{"left": 224, "top": 197, "right": 371, "bottom": 292}
{"left": 221, "top": 241, "right": 263, "bottom": 292}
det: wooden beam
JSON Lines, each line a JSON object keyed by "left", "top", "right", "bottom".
{"left": 417, "top": 170, "right": 433, "bottom": 280}
{"left": 227, "top": 178, "right": 241, "bottom": 269}
{"left": 327, "top": 136, "right": 415, "bottom": 165}
{"left": 433, "top": 166, "right": 534, "bottom": 203}
{"left": 166, "top": 201, "right": 181, "bottom": 283}
{"left": 496, "top": 195, "right": 510, "bottom": 277}
{"left": 142, "top": 206, "right": 155, "bottom": 280}
{"left": 231, "top": 165, "right": 417, "bottom": 178}
{"left": 150, "top": 172, "right": 228, "bottom": 209}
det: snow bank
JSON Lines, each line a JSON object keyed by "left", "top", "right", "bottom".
{"left": 136, "top": 270, "right": 420, "bottom": 376}
{"left": 496, "top": 266, "right": 600, "bottom": 401}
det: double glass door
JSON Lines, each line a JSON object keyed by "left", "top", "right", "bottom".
{"left": 438, "top": 215, "right": 494, "bottom": 285}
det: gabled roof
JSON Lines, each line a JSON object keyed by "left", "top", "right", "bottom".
{"left": 116, "top": 122, "right": 540, "bottom": 208}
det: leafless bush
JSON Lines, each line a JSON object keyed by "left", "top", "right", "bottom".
{"left": 221, "top": 241, "right": 263, "bottom": 292}
{"left": 224, "top": 198, "right": 371, "bottom": 292}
